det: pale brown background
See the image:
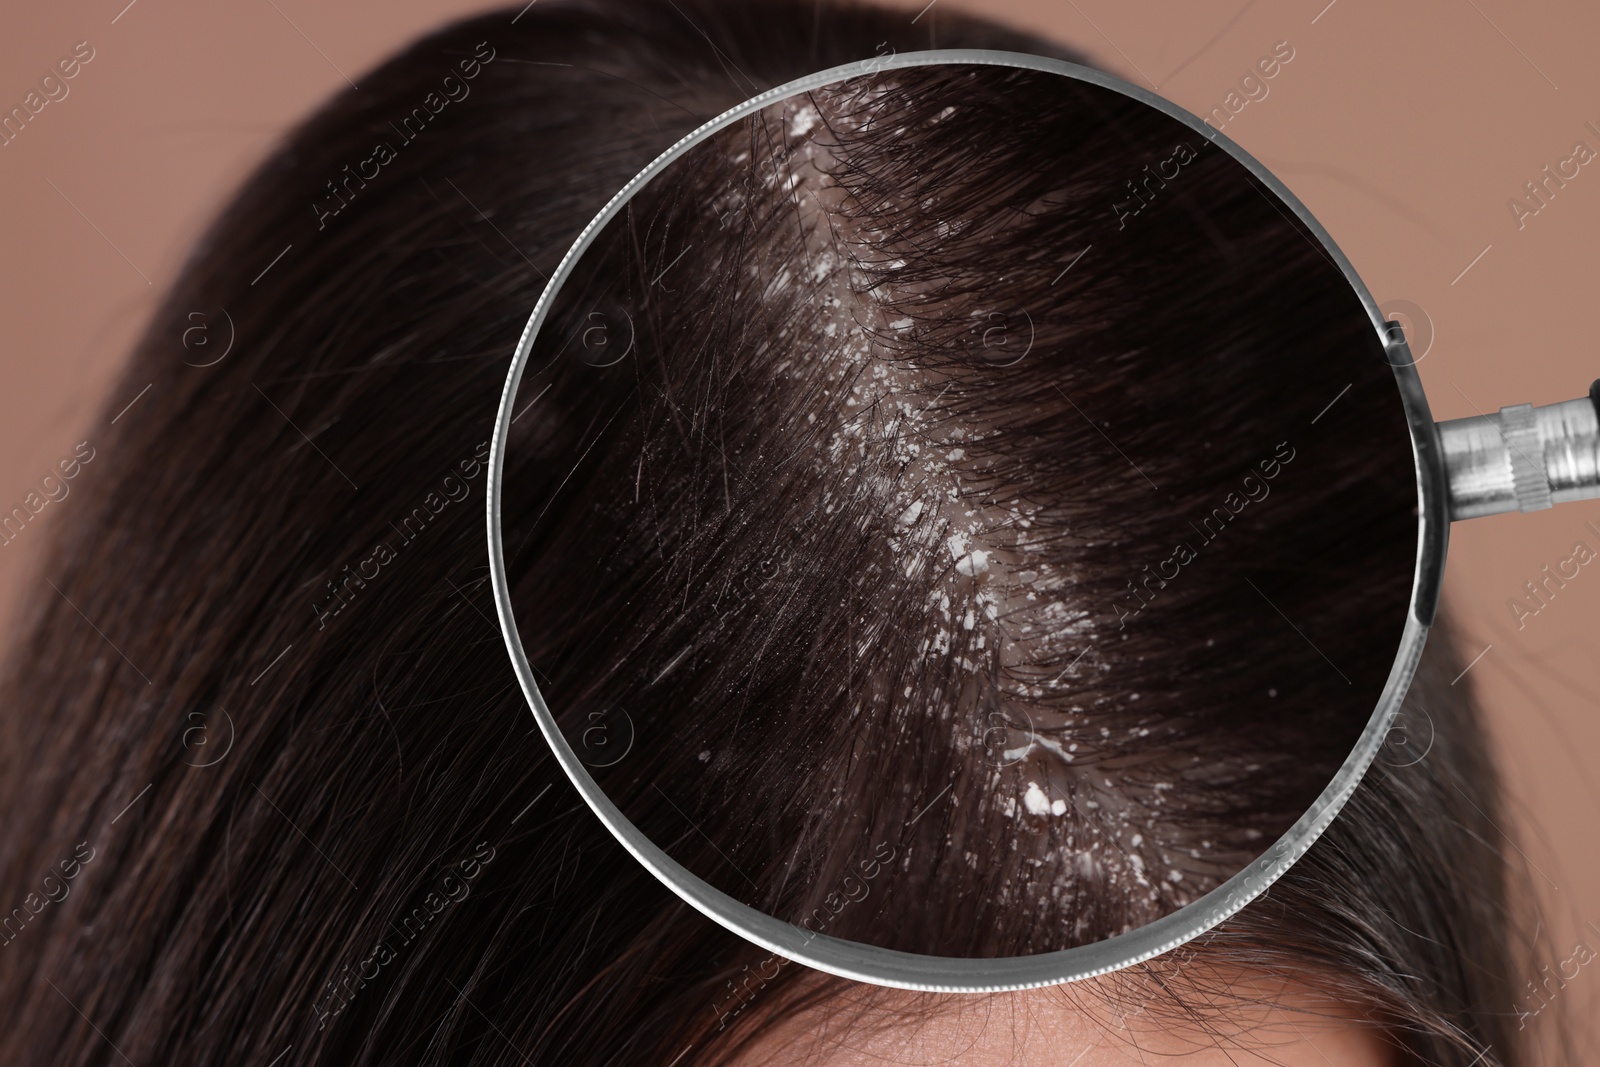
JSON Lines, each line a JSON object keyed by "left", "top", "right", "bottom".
{"left": 2, "top": 0, "right": 1597, "bottom": 1060}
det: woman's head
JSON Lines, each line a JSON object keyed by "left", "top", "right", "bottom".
{"left": 0, "top": 1, "right": 1543, "bottom": 1064}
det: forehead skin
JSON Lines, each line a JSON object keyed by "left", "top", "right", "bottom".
{"left": 726, "top": 976, "right": 1398, "bottom": 1066}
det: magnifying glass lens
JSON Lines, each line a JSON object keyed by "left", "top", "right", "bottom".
{"left": 497, "top": 62, "right": 1417, "bottom": 964}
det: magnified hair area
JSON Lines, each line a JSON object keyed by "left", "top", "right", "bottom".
{"left": 505, "top": 62, "right": 1416, "bottom": 957}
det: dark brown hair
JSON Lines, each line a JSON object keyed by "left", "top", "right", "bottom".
{"left": 0, "top": 1, "right": 1546, "bottom": 1064}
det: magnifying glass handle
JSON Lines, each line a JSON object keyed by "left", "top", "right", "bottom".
{"left": 1438, "top": 379, "right": 1600, "bottom": 521}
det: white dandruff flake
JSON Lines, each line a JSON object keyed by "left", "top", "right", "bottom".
{"left": 955, "top": 549, "right": 990, "bottom": 576}
{"left": 1023, "top": 782, "right": 1051, "bottom": 816}
{"left": 788, "top": 105, "right": 819, "bottom": 138}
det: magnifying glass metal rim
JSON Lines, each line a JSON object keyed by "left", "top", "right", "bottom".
{"left": 485, "top": 47, "right": 1442, "bottom": 992}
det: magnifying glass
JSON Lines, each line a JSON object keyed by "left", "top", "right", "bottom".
{"left": 485, "top": 50, "right": 1600, "bottom": 992}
